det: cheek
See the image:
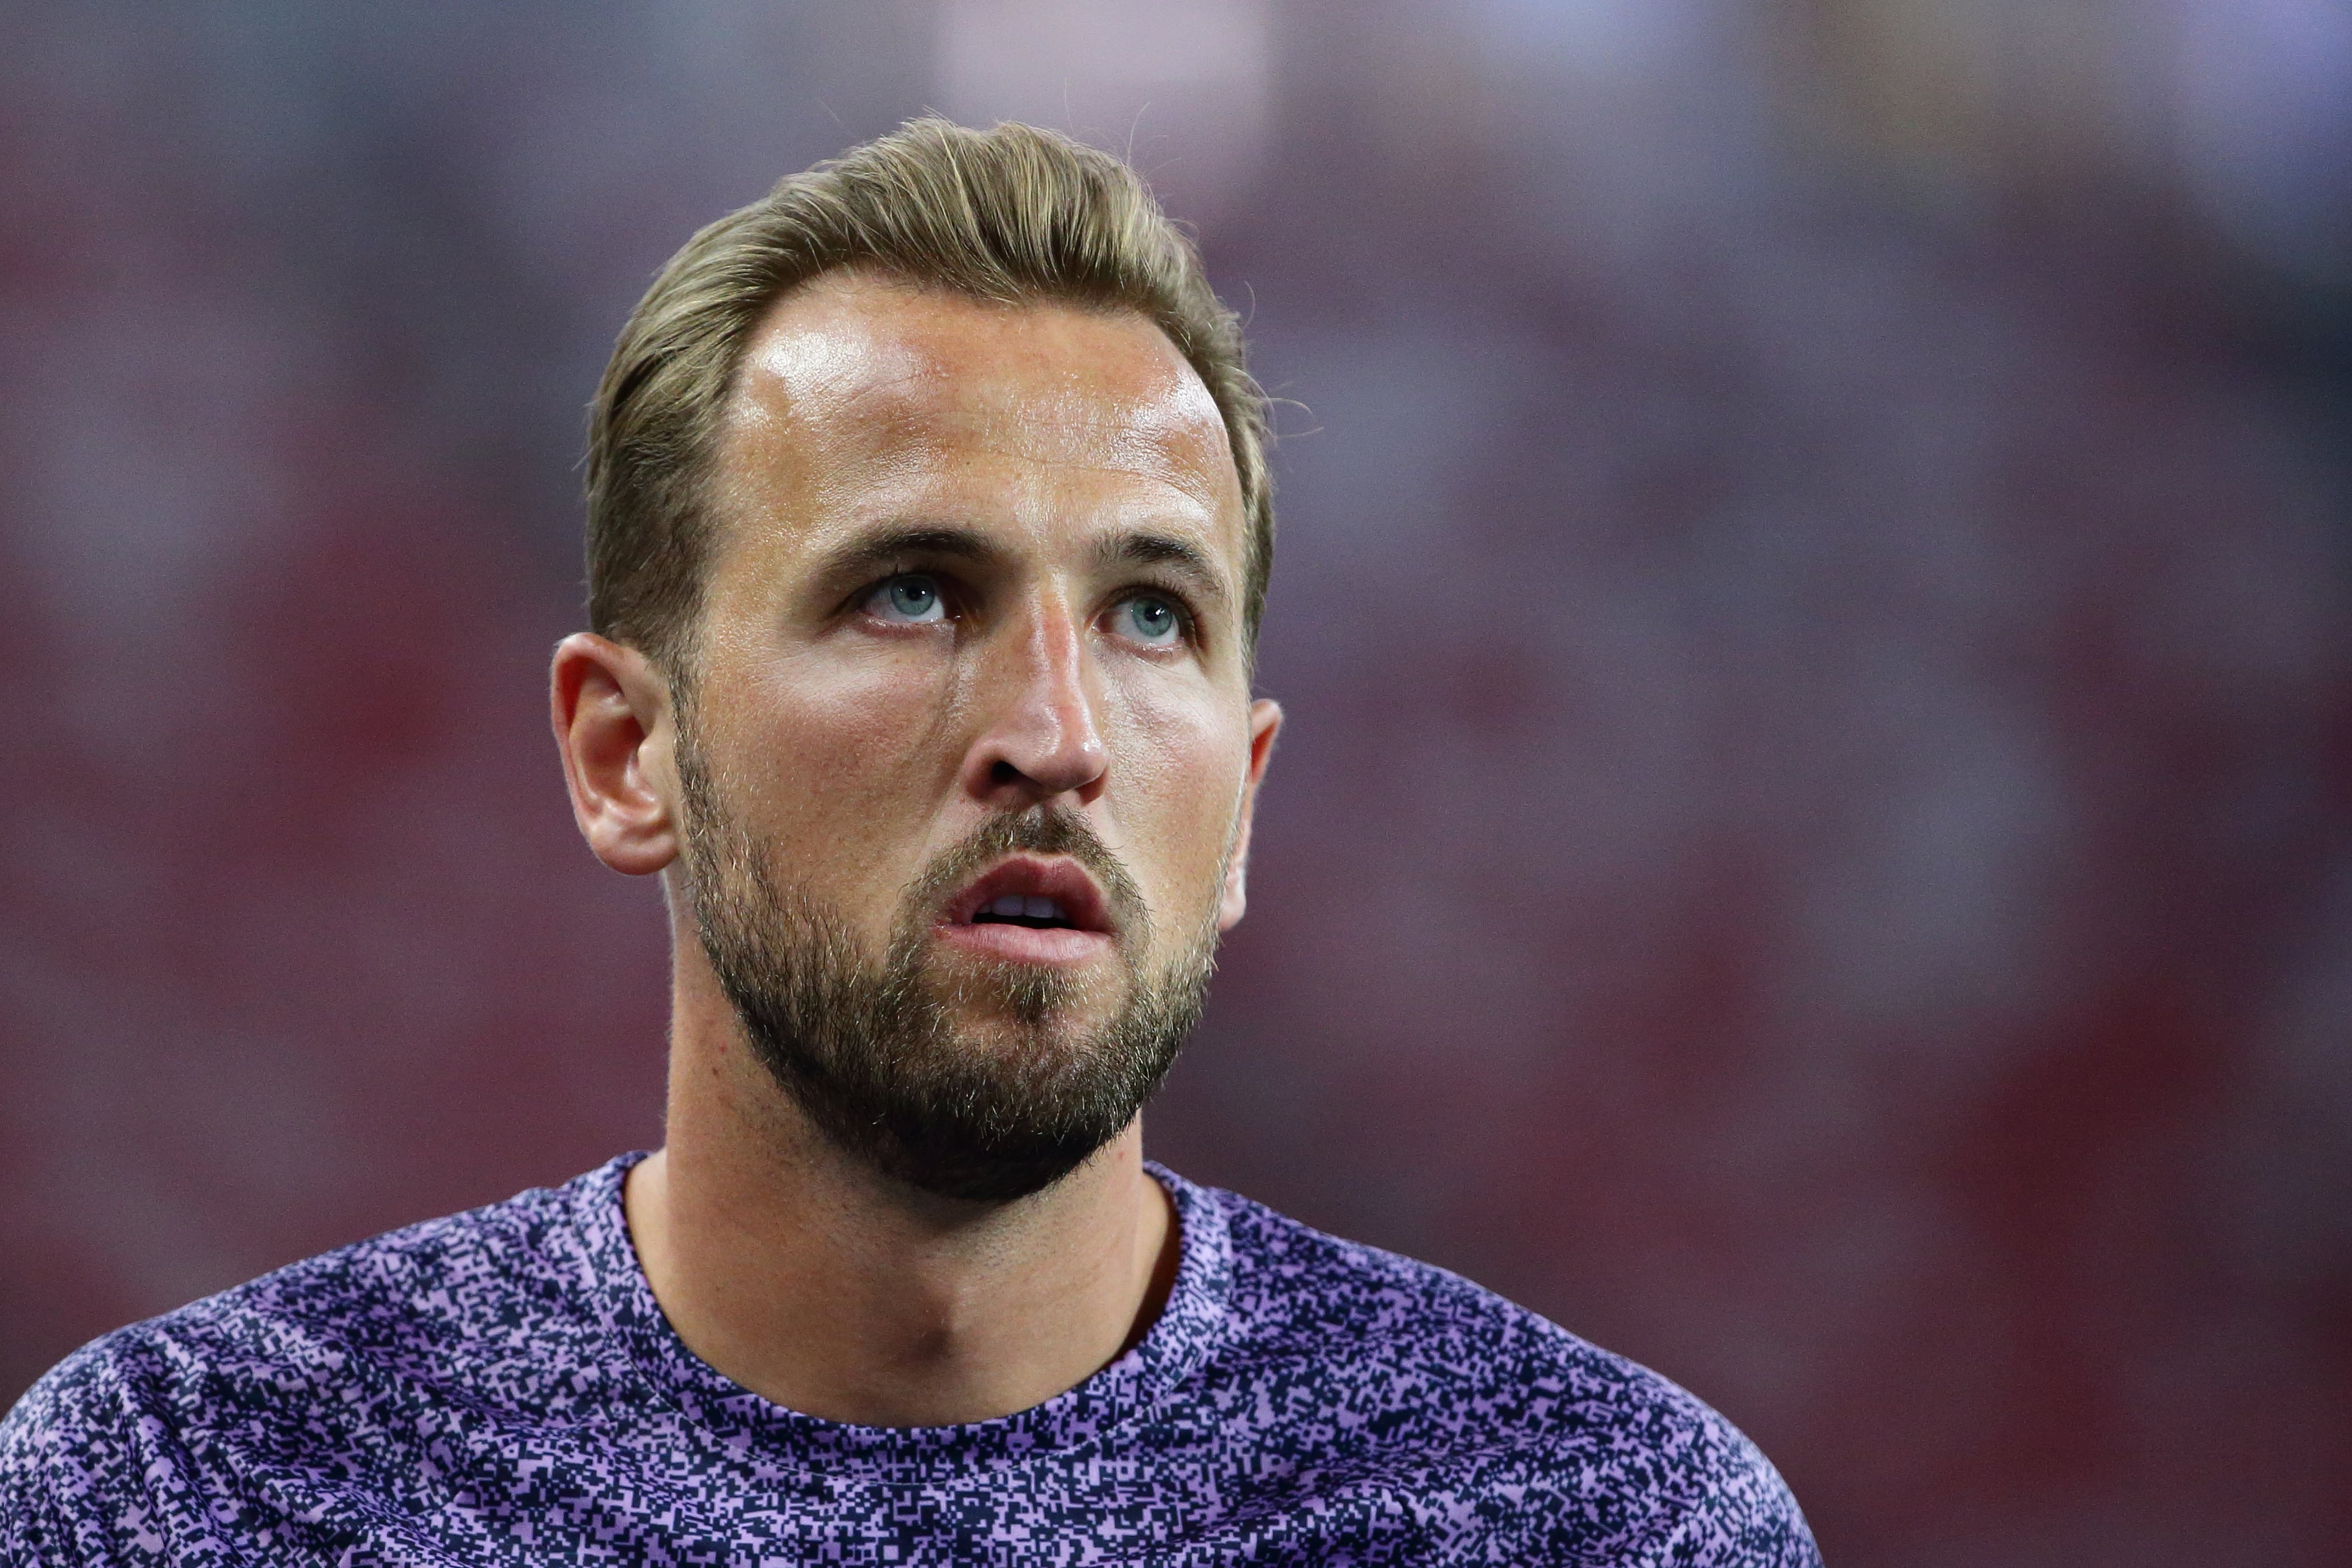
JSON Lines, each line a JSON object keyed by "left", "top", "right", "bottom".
{"left": 1101, "top": 671, "right": 1248, "bottom": 914}
{"left": 707, "top": 647, "right": 965, "bottom": 875}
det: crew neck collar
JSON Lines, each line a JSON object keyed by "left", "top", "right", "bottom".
{"left": 575, "top": 1152, "right": 1233, "bottom": 1474}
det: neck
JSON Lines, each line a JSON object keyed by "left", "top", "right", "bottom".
{"left": 623, "top": 930, "right": 1180, "bottom": 1427}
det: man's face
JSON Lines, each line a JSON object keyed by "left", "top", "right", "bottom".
{"left": 670, "top": 271, "right": 1276, "bottom": 1199}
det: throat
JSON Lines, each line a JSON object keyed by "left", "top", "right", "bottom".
{"left": 631, "top": 1132, "right": 1174, "bottom": 1427}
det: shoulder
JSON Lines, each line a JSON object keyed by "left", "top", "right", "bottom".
{"left": 1194, "top": 1182, "right": 1821, "bottom": 1565}
{"left": 2, "top": 1333, "right": 138, "bottom": 1564}
{"left": 0, "top": 1164, "right": 623, "bottom": 1561}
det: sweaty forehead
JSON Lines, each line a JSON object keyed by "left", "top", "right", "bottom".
{"left": 720, "top": 272, "right": 1238, "bottom": 511}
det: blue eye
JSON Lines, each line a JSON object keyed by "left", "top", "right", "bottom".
{"left": 869, "top": 575, "right": 946, "bottom": 624}
{"left": 1114, "top": 594, "right": 1183, "bottom": 645}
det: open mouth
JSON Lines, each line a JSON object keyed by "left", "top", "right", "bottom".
{"left": 940, "top": 855, "right": 1116, "bottom": 960}
{"left": 973, "top": 894, "right": 1081, "bottom": 930}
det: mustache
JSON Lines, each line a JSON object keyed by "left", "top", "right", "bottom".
{"left": 902, "top": 804, "right": 1151, "bottom": 947}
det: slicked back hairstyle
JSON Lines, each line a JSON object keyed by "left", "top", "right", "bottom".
{"left": 586, "top": 117, "right": 1272, "bottom": 679}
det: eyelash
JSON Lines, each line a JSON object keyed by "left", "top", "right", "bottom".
{"left": 852, "top": 572, "right": 1199, "bottom": 646}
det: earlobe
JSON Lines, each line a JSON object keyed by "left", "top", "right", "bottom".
{"left": 1218, "top": 697, "right": 1282, "bottom": 931}
{"left": 1218, "top": 847, "right": 1250, "bottom": 930}
{"left": 550, "top": 633, "right": 682, "bottom": 876}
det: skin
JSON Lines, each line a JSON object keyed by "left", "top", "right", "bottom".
{"left": 549, "top": 271, "right": 1281, "bottom": 1427}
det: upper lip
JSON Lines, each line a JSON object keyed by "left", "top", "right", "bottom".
{"left": 944, "top": 855, "right": 1115, "bottom": 934}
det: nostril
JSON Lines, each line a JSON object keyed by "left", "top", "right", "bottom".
{"left": 990, "top": 759, "right": 1021, "bottom": 786}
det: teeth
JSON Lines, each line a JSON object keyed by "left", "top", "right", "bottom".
{"left": 976, "top": 893, "right": 1071, "bottom": 923}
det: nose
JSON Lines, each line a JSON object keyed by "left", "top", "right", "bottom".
{"left": 960, "top": 590, "right": 1109, "bottom": 807}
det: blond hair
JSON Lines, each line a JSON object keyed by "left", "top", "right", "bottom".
{"left": 585, "top": 117, "right": 1272, "bottom": 675}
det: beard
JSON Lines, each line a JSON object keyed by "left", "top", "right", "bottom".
{"left": 674, "top": 732, "right": 1220, "bottom": 1203}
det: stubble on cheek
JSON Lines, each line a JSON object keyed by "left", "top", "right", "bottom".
{"left": 713, "top": 646, "right": 975, "bottom": 946}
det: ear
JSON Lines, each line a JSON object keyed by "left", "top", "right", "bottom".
{"left": 550, "top": 633, "right": 681, "bottom": 876}
{"left": 1217, "top": 697, "right": 1283, "bottom": 931}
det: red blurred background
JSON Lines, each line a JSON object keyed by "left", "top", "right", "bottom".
{"left": 5, "top": 3, "right": 2350, "bottom": 1561}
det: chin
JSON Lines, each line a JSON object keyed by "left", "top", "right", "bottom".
{"left": 939, "top": 968, "right": 1132, "bottom": 1047}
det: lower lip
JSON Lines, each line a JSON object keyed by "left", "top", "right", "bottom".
{"left": 934, "top": 920, "right": 1115, "bottom": 966}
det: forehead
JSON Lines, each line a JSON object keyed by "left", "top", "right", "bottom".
{"left": 712, "top": 272, "right": 1243, "bottom": 549}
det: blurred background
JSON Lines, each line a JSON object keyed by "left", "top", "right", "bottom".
{"left": 4, "top": 1, "right": 2349, "bottom": 1561}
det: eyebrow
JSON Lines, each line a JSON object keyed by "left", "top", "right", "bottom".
{"left": 1097, "top": 530, "right": 1232, "bottom": 612}
{"left": 814, "top": 524, "right": 1001, "bottom": 584}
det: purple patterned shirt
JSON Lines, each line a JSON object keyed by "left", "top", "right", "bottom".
{"left": 2, "top": 1158, "right": 1818, "bottom": 1564}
